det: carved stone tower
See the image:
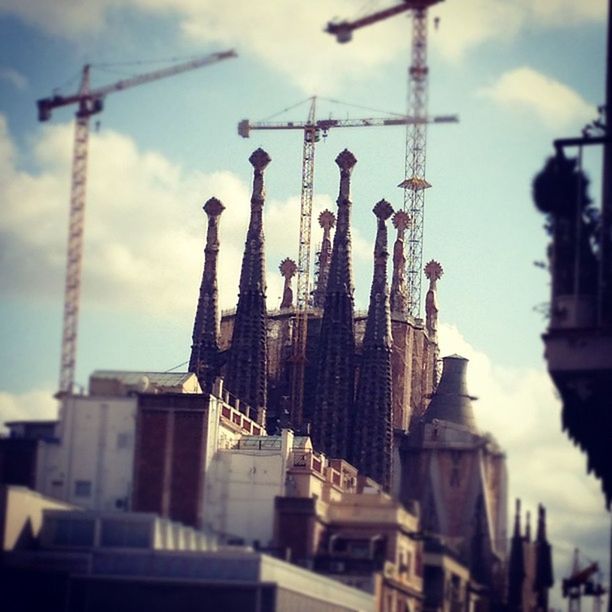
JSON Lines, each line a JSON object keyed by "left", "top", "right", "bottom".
{"left": 534, "top": 504, "right": 554, "bottom": 612}
{"left": 189, "top": 197, "right": 225, "bottom": 394}
{"left": 311, "top": 150, "right": 357, "bottom": 462}
{"left": 508, "top": 499, "right": 526, "bottom": 612}
{"left": 424, "top": 259, "right": 443, "bottom": 386}
{"left": 353, "top": 199, "right": 394, "bottom": 490}
{"left": 312, "top": 209, "right": 336, "bottom": 308}
{"left": 224, "top": 148, "right": 271, "bottom": 425}
{"left": 390, "top": 210, "right": 410, "bottom": 314}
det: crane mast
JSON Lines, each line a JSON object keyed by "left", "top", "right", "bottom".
{"left": 327, "top": 0, "right": 444, "bottom": 316}
{"left": 404, "top": 6, "right": 431, "bottom": 317}
{"left": 239, "top": 98, "right": 456, "bottom": 426}
{"left": 38, "top": 50, "right": 237, "bottom": 395}
{"left": 290, "top": 97, "right": 318, "bottom": 426}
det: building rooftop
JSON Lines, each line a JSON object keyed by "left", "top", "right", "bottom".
{"left": 89, "top": 371, "right": 201, "bottom": 396}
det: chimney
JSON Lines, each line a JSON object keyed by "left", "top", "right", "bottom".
{"left": 312, "top": 209, "right": 336, "bottom": 308}
{"left": 424, "top": 354, "right": 477, "bottom": 431}
{"left": 311, "top": 150, "right": 357, "bottom": 462}
{"left": 189, "top": 197, "right": 225, "bottom": 393}
{"left": 353, "top": 199, "right": 394, "bottom": 490}
{"left": 225, "top": 148, "right": 271, "bottom": 425}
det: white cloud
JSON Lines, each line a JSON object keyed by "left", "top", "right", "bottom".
{"left": 1, "top": 1, "right": 606, "bottom": 92}
{"left": 0, "top": 67, "right": 27, "bottom": 90}
{"left": 0, "top": 0, "right": 122, "bottom": 37}
{"left": 0, "top": 114, "right": 333, "bottom": 317}
{"left": 526, "top": 0, "right": 606, "bottom": 26}
{"left": 0, "top": 389, "right": 59, "bottom": 428}
{"left": 438, "top": 323, "right": 609, "bottom": 606}
{"left": 480, "top": 66, "right": 597, "bottom": 130}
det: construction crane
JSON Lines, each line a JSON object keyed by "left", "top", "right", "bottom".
{"left": 562, "top": 549, "right": 607, "bottom": 612}
{"left": 327, "top": 0, "right": 445, "bottom": 317}
{"left": 37, "top": 50, "right": 237, "bottom": 396}
{"left": 239, "top": 97, "right": 457, "bottom": 426}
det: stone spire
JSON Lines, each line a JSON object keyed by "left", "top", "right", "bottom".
{"left": 312, "top": 149, "right": 357, "bottom": 462}
{"left": 225, "top": 148, "right": 271, "bottom": 425}
{"left": 353, "top": 199, "right": 394, "bottom": 490}
{"left": 425, "top": 259, "right": 443, "bottom": 386}
{"left": 279, "top": 258, "right": 297, "bottom": 309}
{"left": 534, "top": 504, "right": 554, "bottom": 612}
{"left": 508, "top": 499, "right": 526, "bottom": 612}
{"left": 189, "top": 197, "right": 225, "bottom": 394}
{"left": 312, "top": 209, "right": 336, "bottom": 308}
{"left": 390, "top": 210, "right": 410, "bottom": 314}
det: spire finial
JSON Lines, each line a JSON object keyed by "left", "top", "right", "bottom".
{"left": 204, "top": 196, "right": 225, "bottom": 217}
{"left": 336, "top": 148, "right": 357, "bottom": 173}
{"left": 393, "top": 210, "right": 410, "bottom": 232}
{"left": 249, "top": 147, "right": 271, "bottom": 172}
{"left": 373, "top": 198, "right": 394, "bottom": 221}
{"left": 319, "top": 209, "right": 336, "bottom": 231}
{"left": 279, "top": 258, "right": 297, "bottom": 309}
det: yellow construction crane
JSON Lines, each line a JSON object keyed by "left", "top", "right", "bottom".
{"left": 37, "top": 50, "right": 237, "bottom": 396}
{"left": 239, "top": 97, "right": 457, "bottom": 426}
{"left": 327, "top": 0, "right": 447, "bottom": 317}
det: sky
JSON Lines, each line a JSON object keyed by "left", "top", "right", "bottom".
{"left": 0, "top": 0, "right": 609, "bottom": 605}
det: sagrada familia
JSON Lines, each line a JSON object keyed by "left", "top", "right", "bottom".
{"left": 187, "top": 147, "right": 543, "bottom": 606}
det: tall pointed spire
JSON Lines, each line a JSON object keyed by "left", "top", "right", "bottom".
{"left": 508, "top": 498, "right": 526, "bottom": 612}
{"left": 524, "top": 510, "right": 532, "bottom": 542}
{"left": 312, "top": 149, "right": 357, "bottom": 462}
{"left": 189, "top": 197, "right": 225, "bottom": 394}
{"left": 353, "top": 199, "right": 394, "bottom": 490}
{"left": 390, "top": 211, "right": 410, "bottom": 314}
{"left": 534, "top": 504, "right": 554, "bottom": 612}
{"left": 312, "top": 209, "right": 336, "bottom": 308}
{"left": 225, "top": 148, "right": 271, "bottom": 425}
{"left": 424, "top": 259, "right": 443, "bottom": 386}
{"left": 279, "top": 258, "right": 297, "bottom": 309}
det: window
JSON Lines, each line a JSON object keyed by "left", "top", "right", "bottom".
{"left": 116, "top": 432, "right": 132, "bottom": 450}
{"left": 54, "top": 518, "right": 95, "bottom": 547}
{"left": 74, "top": 480, "right": 91, "bottom": 497}
{"left": 101, "top": 519, "right": 150, "bottom": 548}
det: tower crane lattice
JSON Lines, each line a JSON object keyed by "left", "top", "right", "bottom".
{"left": 239, "top": 98, "right": 457, "bottom": 426}
{"left": 37, "top": 50, "right": 237, "bottom": 396}
{"left": 327, "top": 0, "right": 446, "bottom": 317}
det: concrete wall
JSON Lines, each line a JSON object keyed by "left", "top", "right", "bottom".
{"left": 205, "top": 430, "right": 294, "bottom": 546}
{"left": 37, "top": 395, "right": 137, "bottom": 512}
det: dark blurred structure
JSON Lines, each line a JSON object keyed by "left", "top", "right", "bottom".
{"left": 533, "top": 1, "right": 612, "bottom": 509}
